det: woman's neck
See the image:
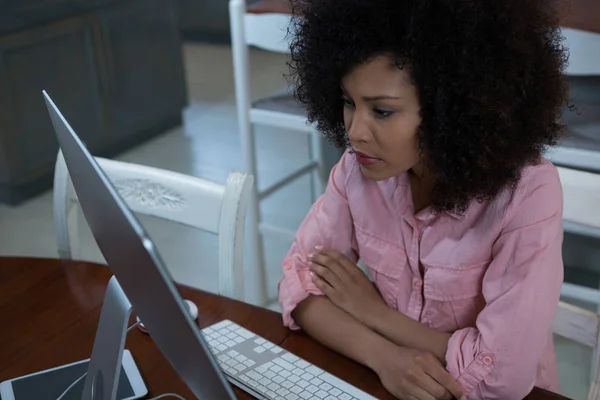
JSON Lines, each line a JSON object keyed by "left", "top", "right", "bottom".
{"left": 408, "top": 163, "right": 435, "bottom": 214}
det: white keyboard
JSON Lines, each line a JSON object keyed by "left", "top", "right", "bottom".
{"left": 201, "top": 320, "right": 377, "bottom": 400}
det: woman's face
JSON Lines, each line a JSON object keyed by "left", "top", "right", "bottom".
{"left": 342, "top": 55, "right": 423, "bottom": 181}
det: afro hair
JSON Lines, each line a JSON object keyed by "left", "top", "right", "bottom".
{"left": 286, "top": 0, "right": 569, "bottom": 214}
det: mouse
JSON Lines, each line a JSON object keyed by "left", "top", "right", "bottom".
{"left": 136, "top": 299, "right": 198, "bottom": 334}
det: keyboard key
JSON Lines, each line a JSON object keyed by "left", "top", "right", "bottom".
{"left": 270, "top": 365, "right": 283, "bottom": 373}
{"left": 267, "top": 391, "right": 278, "bottom": 398}
{"left": 330, "top": 388, "right": 342, "bottom": 396}
{"left": 248, "top": 371, "right": 261, "bottom": 380}
{"left": 288, "top": 375, "right": 300, "bottom": 383}
{"left": 273, "top": 358, "right": 295, "bottom": 370}
{"left": 285, "top": 394, "right": 299, "bottom": 400}
{"left": 295, "top": 359, "right": 310, "bottom": 369}
{"left": 280, "top": 370, "right": 292, "bottom": 378}
{"left": 306, "top": 384, "right": 319, "bottom": 393}
{"left": 264, "top": 371, "right": 276, "bottom": 379}
{"left": 301, "top": 373, "right": 315, "bottom": 381}
{"left": 315, "top": 390, "right": 328, "bottom": 398}
{"left": 281, "top": 380, "right": 294, "bottom": 389}
{"left": 212, "top": 320, "right": 232, "bottom": 330}
{"left": 290, "top": 385, "right": 303, "bottom": 394}
{"left": 283, "top": 353, "right": 300, "bottom": 363}
{"left": 306, "top": 365, "right": 324, "bottom": 376}
{"left": 259, "top": 378, "right": 270, "bottom": 386}
{"left": 319, "top": 383, "right": 332, "bottom": 391}
{"left": 300, "top": 392, "right": 312, "bottom": 400}
{"left": 338, "top": 394, "right": 352, "bottom": 400}
{"left": 277, "top": 388, "right": 290, "bottom": 396}
{"left": 244, "top": 360, "right": 256, "bottom": 367}
{"left": 296, "top": 380, "right": 310, "bottom": 388}
{"left": 255, "top": 365, "right": 268, "bottom": 374}
{"left": 267, "top": 383, "right": 280, "bottom": 391}
{"left": 270, "top": 346, "right": 283, "bottom": 354}
{"left": 311, "top": 377, "right": 323, "bottom": 386}
{"left": 254, "top": 338, "right": 266, "bottom": 345}
{"left": 253, "top": 346, "right": 266, "bottom": 354}
{"left": 273, "top": 376, "right": 284, "bottom": 384}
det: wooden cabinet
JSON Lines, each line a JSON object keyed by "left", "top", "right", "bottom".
{"left": 0, "top": 15, "right": 106, "bottom": 201}
{"left": 0, "top": 0, "right": 187, "bottom": 204}
{"left": 179, "top": 0, "right": 231, "bottom": 42}
{"left": 99, "top": 0, "right": 187, "bottom": 143}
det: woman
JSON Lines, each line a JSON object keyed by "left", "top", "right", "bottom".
{"left": 278, "top": 0, "right": 569, "bottom": 399}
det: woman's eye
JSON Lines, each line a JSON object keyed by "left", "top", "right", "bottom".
{"left": 373, "top": 108, "right": 394, "bottom": 118}
{"left": 342, "top": 97, "right": 354, "bottom": 107}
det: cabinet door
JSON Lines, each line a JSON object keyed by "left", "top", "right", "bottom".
{"left": 99, "top": 0, "right": 187, "bottom": 141}
{"left": 0, "top": 16, "right": 106, "bottom": 185}
{"left": 178, "top": 0, "right": 230, "bottom": 34}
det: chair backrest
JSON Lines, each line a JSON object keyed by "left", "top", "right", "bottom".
{"left": 230, "top": 0, "right": 293, "bottom": 54}
{"left": 557, "top": 166, "right": 600, "bottom": 231}
{"left": 561, "top": 27, "right": 600, "bottom": 76}
{"left": 553, "top": 301, "right": 600, "bottom": 400}
{"left": 53, "top": 151, "right": 254, "bottom": 300}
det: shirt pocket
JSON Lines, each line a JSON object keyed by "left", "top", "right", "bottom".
{"left": 354, "top": 226, "right": 406, "bottom": 308}
{"left": 421, "top": 261, "right": 489, "bottom": 333}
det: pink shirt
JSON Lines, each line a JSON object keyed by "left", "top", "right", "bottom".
{"left": 278, "top": 150, "right": 563, "bottom": 399}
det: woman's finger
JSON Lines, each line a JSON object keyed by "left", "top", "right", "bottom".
{"left": 310, "top": 271, "right": 335, "bottom": 296}
{"left": 310, "top": 253, "right": 347, "bottom": 281}
{"left": 309, "top": 262, "right": 343, "bottom": 289}
{"left": 318, "top": 249, "right": 360, "bottom": 275}
{"left": 404, "top": 379, "right": 437, "bottom": 400}
{"left": 422, "top": 361, "right": 464, "bottom": 399}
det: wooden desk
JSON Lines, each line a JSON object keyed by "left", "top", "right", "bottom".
{"left": 0, "top": 257, "right": 570, "bottom": 400}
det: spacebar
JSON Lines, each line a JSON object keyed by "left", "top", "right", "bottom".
{"left": 319, "top": 372, "right": 378, "bottom": 400}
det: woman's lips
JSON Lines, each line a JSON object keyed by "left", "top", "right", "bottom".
{"left": 353, "top": 150, "right": 381, "bottom": 166}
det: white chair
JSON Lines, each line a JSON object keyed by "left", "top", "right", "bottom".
{"left": 558, "top": 166, "right": 600, "bottom": 311}
{"left": 53, "top": 151, "right": 254, "bottom": 301}
{"left": 229, "top": 0, "right": 327, "bottom": 305}
{"left": 553, "top": 301, "right": 600, "bottom": 400}
{"left": 545, "top": 27, "right": 600, "bottom": 171}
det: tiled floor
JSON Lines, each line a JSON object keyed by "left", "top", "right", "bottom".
{"left": 0, "top": 43, "right": 592, "bottom": 399}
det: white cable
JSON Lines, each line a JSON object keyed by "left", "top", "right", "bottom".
{"left": 55, "top": 322, "right": 141, "bottom": 400}
{"left": 146, "top": 394, "right": 187, "bottom": 400}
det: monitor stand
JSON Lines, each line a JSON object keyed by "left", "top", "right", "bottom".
{"left": 82, "top": 276, "right": 132, "bottom": 400}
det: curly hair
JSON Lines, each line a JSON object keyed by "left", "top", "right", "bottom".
{"left": 286, "top": 0, "right": 569, "bottom": 214}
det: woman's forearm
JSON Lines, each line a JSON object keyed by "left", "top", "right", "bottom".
{"left": 362, "top": 304, "right": 452, "bottom": 362}
{"left": 292, "top": 295, "right": 390, "bottom": 371}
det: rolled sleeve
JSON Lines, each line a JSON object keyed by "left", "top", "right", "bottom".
{"left": 445, "top": 165, "right": 564, "bottom": 399}
{"left": 278, "top": 150, "right": 358, "bottom": 330}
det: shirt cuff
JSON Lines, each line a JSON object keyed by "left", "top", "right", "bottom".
{"left": 278, "top": 258, "right": 323, "bottom": 330}
{"left": 446, "top": 327, "right": 497, "bottom": 398}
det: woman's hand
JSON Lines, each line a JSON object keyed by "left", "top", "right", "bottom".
{"left": 308, "top": 247, "right": 386, "bottom": 324}
{"left": 373, "top": 344, "right": 464, "bottom": 400}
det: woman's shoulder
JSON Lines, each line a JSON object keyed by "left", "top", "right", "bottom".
{"left": 498, "top": 157, "right": 562, "bottom": 229}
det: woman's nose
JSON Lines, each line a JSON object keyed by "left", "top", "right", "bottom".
{"left": 347, "top": 114, "right": 371, "bottom": 143}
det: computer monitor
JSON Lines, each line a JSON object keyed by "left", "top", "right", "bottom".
{"left": 43, "top": 90, "right": 237, "bottom": 400}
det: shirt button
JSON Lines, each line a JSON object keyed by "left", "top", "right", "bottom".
{"left": 482, "top": 356, "right": 493, "bottom": 365}
{"left": 413, "top": 280, "right": 423, "bottom": 290}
